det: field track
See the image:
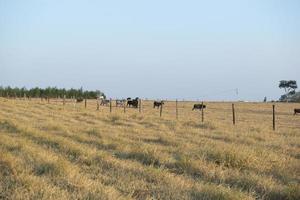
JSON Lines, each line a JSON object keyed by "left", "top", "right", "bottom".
{"left": 0, "top": 98, "right": 299, "bottom": 200}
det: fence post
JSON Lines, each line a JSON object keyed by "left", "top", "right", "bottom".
{"left": 73, "top": 97, "right": 76, "bottom": 109}
{"left": 176, "top": 99, "right": 178, "bottom": 119}
{"left": 272, "top": 104, "right": 275, "bottom": 131}
{"left": 97, "top": 99, "right": 99, "bottom": 110}
{"left": 139, "top": 99, "right": 142, "bottom": 113}
{"left": 85, "top": 98, "right": 87, "bottom": 108}
{"left": 160, "top": 103, "right": 163, "bottom": 117}
{"left": 63, "top": 95, "right": 66, "bottom": 106}
{"left": 124, "top": 100, "right": 126, "bottom": 113}
{"left": 110, "top": 98, "right": 112, "bottom": 113}
{"left": 201, "top": 101, "right": 204, "bottom": 122}
{"left": 232, "top": 103, "right": 236, "bottom": 125}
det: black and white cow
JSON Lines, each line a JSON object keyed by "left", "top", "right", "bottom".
{"left": 98, "top": 96, "right": 110, "bottom": 106}
{"left": 116, "top": 99, "right": 126, "bottom": 107}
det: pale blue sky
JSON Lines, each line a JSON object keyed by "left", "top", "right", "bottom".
{"left": 1, "top": 0, "right": 299, "bottom": 101}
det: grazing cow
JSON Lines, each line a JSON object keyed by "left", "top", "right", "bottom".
{"left": 98, "top": 95, "right": 110, "bottom": 106}
{"left": 116, "top": 99, "right": 126, "bottom": 107}
{"left": 101, "top": 99, "right": 110, "bottom": 106}
{"left": 127, "top": 97, "right": 139, "bottom": 108}
{"left": 153, "top": 101, "right": 164, "bottom": 108}
{"left": 76, "top": 98, "right": 84, "bottom": 103}
{"left": 294, "top": 109, "right": 300, "bottom": 115}
{"left": 192, "top": 104, "right": 206, "bottom": 110}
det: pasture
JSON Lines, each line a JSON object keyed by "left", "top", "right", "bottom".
{"left": 0, "top": 97, "right": 299, "bottom": 200}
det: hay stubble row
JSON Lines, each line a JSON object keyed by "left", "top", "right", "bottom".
{"left": 0, "top": 98, "right": 299, "bottom": 200}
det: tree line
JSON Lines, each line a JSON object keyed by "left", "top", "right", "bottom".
{"left": 0, "top": 86, "right": 105, "bottom": 99}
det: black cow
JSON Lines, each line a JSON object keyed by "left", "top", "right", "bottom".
{"left": 76, "top": 98, "right": 84, "bottom": 103}
{"left": 192, "top": 104, "right": 206, "bottom": 110}
{"left": 294, "top": 109, "right": 300, "bottom": 115}
{"left": 127, "top": 97, "right": 139, "bottom": 108}
{"left": 153, "top": 101, "right": 164, "bottom": 108}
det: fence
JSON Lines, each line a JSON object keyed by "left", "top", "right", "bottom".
{"left": 4, "top": 97, "right": 300, "bottom": 130}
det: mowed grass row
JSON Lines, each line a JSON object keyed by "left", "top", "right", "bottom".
{"left": 0, "top": 98, "right": 299, "bottom": 200}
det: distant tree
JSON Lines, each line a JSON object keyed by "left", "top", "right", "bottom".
{"left": 279, "top": 80, "right": 297, "bottom": 93}
{"left": 279, "top": 80, "right": 298, "bottom": 102}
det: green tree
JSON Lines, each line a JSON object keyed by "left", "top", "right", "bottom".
{"left": 279, "top": 80, "right": 298, "bottom": 102}
{"left": 279, "top": 80, "right": 297, "bottom": 93}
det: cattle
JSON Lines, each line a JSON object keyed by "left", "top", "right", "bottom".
{"left": 99, "top": 98, "right": 110, "bottom": 106}
{"left": 127, "top": 97, "right": 139, "bottom": 108}
{"left": 76, "top": 98, "right": 84, "bottom": 103}
{"left": 153, "top": 101, "right": 164, "bottom": 108}
{"left": 192, "top": 104, "right": 206, "bottom": 110}
{"left": 116, "top": 99, "right": 126, "bottom": 107}
{"left": 294, "top": 109, "right": 300, "bottom": 115}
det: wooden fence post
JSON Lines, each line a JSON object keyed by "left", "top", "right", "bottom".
{"left": 201, "top": 101, "right": 204, "bottom": 122}
{"left": 97, "top": 99, "right": 99, "bottom": 110}
{"left": 123, "top": 100, "right": 126, "bottom": 113}
{"left": 232, "top": 103, "right": 236, "bottom": 125}
{"left": 110, "top": 98, "right": 112, "bottom": 113}
{"left": 139, "top": 99, "right": 142, "bottom": 113}
{"left": 176, "top": 99, "right": 178, "bottom": 119}
{"left": 160, "top": 103, "right": 163, "bottom": 117}
{"left": 85, "top": 98, "right": 87, "bottom": 108}
{"left": 272, "top": 105, "right": 275, "bottom": 131}
{"left": 73, "top": 97, "right": 76, "bottom": 109}
{"left": 63, "top": 95, "right": 66, "bottom": 106}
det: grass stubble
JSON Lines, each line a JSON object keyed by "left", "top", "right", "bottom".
{"left": 0, "top": 98, "right": 299, "bottom": 200}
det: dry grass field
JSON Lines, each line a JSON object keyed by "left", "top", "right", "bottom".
{"left": 0, "top": 97, "right": 299, "bottom": 200}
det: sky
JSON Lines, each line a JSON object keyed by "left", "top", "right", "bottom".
{"left": 1, "top": 0, "right": 299, "bottom": 101}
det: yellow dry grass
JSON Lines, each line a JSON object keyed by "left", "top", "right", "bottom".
{"left": 0, "top": 98, "right": 299, "bottom": 200}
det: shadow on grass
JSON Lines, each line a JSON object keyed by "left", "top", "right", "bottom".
{"left": 0, "top": 159, "right": 17, "bottom": 199}
{"left": 114, "top": 150, "right": 160, "bottom": 167}
{"left": 102, "top": 115, "right": 133, "bottom": 127}
{"left": 143, "top": 137, "right": 173, "bottom": 146}
{"left": 33, "top": 162, "right": 61, "bottom": 176}
{"left": 183, "top": 121, "right": 216, "bottom": 130}
{"left": 0, "top": 121, "right": 20, "bottom": 133}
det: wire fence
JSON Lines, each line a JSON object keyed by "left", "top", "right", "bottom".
{"left": 4, "top": 97, "right": 300, "bottom": 130}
